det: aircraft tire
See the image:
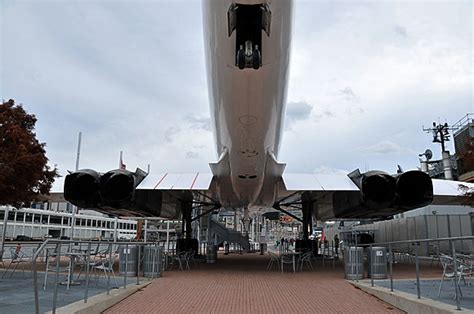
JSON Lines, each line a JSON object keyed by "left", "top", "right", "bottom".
{"left": 252, "top": 49, "right": 261, "bottom": 70}
{"left": 237, "top": 49, "right": 246, "bottom": 69}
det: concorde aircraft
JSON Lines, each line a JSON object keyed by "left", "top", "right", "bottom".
{"left": 64, "top": 0, "right": 473, "bottom": 237}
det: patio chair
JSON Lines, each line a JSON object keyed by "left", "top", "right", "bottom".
{"left": 43, "top": 245, "right": 77, "bottom": 290}
{"left": 298, "top": 251, "right": 313, "bottom": 272}
{"left": 281, "top": 254, "right": 295, "bottom": 273}
{"left": 92, "top": 256, "right": 119, "bottom": 288}
{"left": 2, "top": 246, "right": 31, "bottom": 278}
{"left": 267, "top": 252, "right": 280, "bottom": 271}
{"left": 170, "top": 251, "right": 188, "bottom": 271}
{"left": 438, "top": 254, "right": 469, "bottom": 298}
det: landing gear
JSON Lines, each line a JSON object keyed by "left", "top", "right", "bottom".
{"left": 252, "top": 45, "right": 261, "bottom": 70}
{"left": 235, "top": 41, "right": 261, "bottom": 70}
{"left": 237, "top": 45, "right": 246, "bottom": 70}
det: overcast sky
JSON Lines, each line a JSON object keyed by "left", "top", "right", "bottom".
{"left": 1, "top": 0, "right": 472, "bottom": 192}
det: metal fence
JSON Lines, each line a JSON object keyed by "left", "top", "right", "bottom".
{"left": 29, "top": 239, "right": 165, "bottom": 314}
{"left": 349, "top": 236, "right": 474, "bottom": 311}
{"left": 351, "top": 215, "right": 474, "bottom": 255}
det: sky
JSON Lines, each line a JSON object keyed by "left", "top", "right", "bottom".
{"left": 1, "top": 0, "right": 472, "bottom": 192}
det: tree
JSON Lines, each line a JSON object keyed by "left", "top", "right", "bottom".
{"left": 0, "top": 99, "right": 58, "bottom": 207}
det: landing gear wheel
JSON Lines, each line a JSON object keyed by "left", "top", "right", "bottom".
{"left": 237, "top": 48, "right": 246, "bottom": 70}
{"left": 252, "top": 48, "right": 261, "bottom": 70}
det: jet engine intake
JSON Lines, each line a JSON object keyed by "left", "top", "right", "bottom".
{"left": 64, "top": 169, "right": 101, "bottom": 208}
{"left": 100, "top": 169, "right": 137, "bottom": 207}
{"left": 394, "top": 170, "right": 433, "bottom": 210}
{"left": 359, "top": 171, "right": 396, "bottom": 210}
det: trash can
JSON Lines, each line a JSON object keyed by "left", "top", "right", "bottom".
{"left": 344, "top": 246, "right": 364, "bottom": 280}
{"left": 143, "top": 245, "right": 162, "bottom": 278}
{"left": 368, "top": 246, "right": 387, "bottom": 279}
{"left": 119, "top": 245, "right": 138, "bottom": 276}
{"left": 206, "top": 244, "right": 217, "bottom": 264}
{"left": 259, "top": 243, "right": 267, "bottom": 255}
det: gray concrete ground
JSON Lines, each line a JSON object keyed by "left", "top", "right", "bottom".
{"left": 0, "top": 268, "right": 139, "bottom": 313}
{"left": 375, "top": 278, "right": 474, "bottom": 310}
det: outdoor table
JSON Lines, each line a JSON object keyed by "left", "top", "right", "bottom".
{"left": 281, "top": 251, "right": 301, "bottom": 274}
{"left": 59, "top": 251, "right": 87, "bottom": 286}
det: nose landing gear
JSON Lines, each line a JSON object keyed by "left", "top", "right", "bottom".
{"left": 236, "top": 41, "right": 262, "bottom": 70}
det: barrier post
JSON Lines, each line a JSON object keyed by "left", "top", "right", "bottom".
{"left": 389, "top": 244, "right": 393, "bottom": 292}
{"left": 106, "top": 243, "right": 112, "bottom": 295}
{"left": 84, "top": 242, "right": 91, "bottom": 303}
{"left": 415, "top": 242, "right": 420, "bottom": 299}
{"left": 124, "top": 243, "right": 128, "bottom": 289}
{"left": 137, "top": 244, "right": 141, "bottom": 285}
{"left": 370, "top": 245, "right": 374, "bottom": 287}
{"left": 52, "top": 242, "right": 62, "bottom": 314}
{"left": 451, "top": 240, "right": 461, "bottom": 310}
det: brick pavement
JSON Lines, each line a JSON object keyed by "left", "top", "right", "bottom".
{"left": 105, "top": 253, "right": 404, "bottom": 313}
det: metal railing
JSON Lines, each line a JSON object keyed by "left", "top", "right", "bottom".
{"left": 29, "top": 239, "right": 164, "bottom": 314}
{"left": 351, "top": 236, "right": 474, "bottom": 311}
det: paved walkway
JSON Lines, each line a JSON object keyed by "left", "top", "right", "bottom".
{"left": 106, "top": 253, "right": 403, "bottom": 313}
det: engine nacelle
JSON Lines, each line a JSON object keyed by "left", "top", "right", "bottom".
{"left": 394, "top": 170, "right": 433, "bottom": 210}
{"left": 100, "top": 169, "right": 136, "bottom": 208}
{"left": 64, "top": 169, "right": 101, "bottom": 208}
{"left": 359, "top": 171, "right": 397, "bottom": 210}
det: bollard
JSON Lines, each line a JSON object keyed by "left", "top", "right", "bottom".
{"left": 84, "top": 242, "right": 91, "bottom": 303}
{"left": 389, "top": 244, "right": 393, "bottom": 292}
{"left": 415, "top": 243, "right": 420, "bottom": 299}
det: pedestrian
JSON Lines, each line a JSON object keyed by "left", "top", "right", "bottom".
{"left": 334, "top": 234, "right": 339, "bottom": 255}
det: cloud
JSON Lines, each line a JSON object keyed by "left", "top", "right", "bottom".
{"left": 185, "top": 114, "right": 211, "bottom": 132}
{"left": 185, "top": 151, "right": 199, "bottom": 159}
{"left": 285, "top": 101, "right": 312, "bottom": 129}
{"left": 394, "top": 25, "right": 408, "bottom": 37}
{"left": 357, "top": 140, "right": 417, "bottom": 155}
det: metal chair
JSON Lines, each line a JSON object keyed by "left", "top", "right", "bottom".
{"left": 170, "top": 251, "right": 187, "bottom": 271}
{"left": 92, "top": 254, "right": 118, "bottom": 288}
{"left": 43, "top": 245, "right": 76, "bottom": 290}
{"left": 2, "top": 246, "right": 31, "bottom": 278}
{"left": 281, "top": 254, "right": 295, "bottom": 273}
{"left": 267, "top": 252, "right": 280, "bottom": 271}
{"left": 438, "top": 254, "right": 469, "bottom": 298}
{"left": 298, "top": 251, "right": 313, "bottom": 272}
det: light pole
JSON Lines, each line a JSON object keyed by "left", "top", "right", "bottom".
{"left": 69, "top": 132, "right": 82, "bottom": 239}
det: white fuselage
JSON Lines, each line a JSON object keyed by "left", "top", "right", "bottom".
{"left": 203, "top": 0, "right": 293, "bottom": 207}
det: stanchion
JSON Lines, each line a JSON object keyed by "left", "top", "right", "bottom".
{"left": 106, "top": 243, "right": 112, "bottom": 295}
{"left": 415, "top": 243, "right": 420, "bottom": 299}
{"left": 84, "top": 242, "right": 91, "bottom": 303}
{"left": 52, "top": 242, "right": 62, "bottom": 314}
{"left": 137, "top": 244, "right": 141, "bottom": 285}
{"left": 389, "top": 244, "right": 393, "bottom": 292}
{"left": 124, "top": 243, "right": 129, "bottom": 289}
{"left": 370, "top": 245, "right": 374, "bottom": 287}
{"left": 355, "top": 233, "right": 359, "bottom": 282}
{"left": 451, "top": 240, "right": 461, "bottom": 310}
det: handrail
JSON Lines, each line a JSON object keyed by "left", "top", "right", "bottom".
{"left": 355, "top": 235, "right": 474, "bottom": 247}
{"left": 32, "top": 239, "right": 163, "bottom": 314}
{"left": 347, "top": 235, "right": 474, "bottom": 311}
